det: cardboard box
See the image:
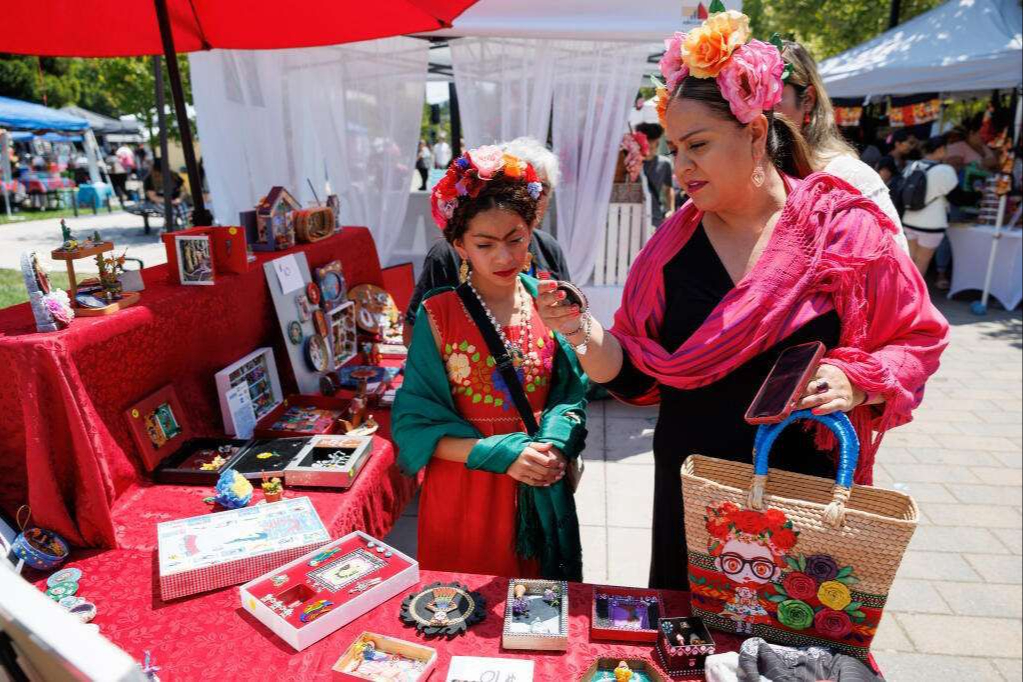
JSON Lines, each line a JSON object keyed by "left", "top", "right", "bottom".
{"left": 331, "top": 632, "right": 436, "bottom": 681}
{"left": 590, "top": 585, "right": 663, "bottom": 643}
{"left": 239, "top": 531, "right": 419, "bottom": 651}
{"left": 157, "top": 497, "right": 329, "bottom": 600}
{"left": 655, "top": 616, "right": 716, "bottom": 679}
{"left": 284, "top": 434, "right": 373, "bottom": 489}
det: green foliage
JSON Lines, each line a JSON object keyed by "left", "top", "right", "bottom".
{"left": 0, "top": 54, "right": 196, "bottom": 141}
{"left": 744, "top": 0, "right": 946, "bottom": 59}
{"left": 0, "top": 267, "right": 70, "bottom": 309}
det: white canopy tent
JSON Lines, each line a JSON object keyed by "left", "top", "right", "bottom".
{"left": 819, "top": 0, "right": 1022, "bottom": 99}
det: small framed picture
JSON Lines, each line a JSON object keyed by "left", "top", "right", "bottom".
{"left": 327, "top": 301, "right": 357, "bottom": 370}
{"left": 502, "top": 579, "right": 569, "bottom": 651}
{"left": 124, "top": 385, "right": 192, "bottom": 471}
{"left": 175, "top": 235, "right": 215, "bottom": 285}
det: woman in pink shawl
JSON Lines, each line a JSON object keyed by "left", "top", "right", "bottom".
{"left": 537, "top": 8, "right": 949, "bottom": 591}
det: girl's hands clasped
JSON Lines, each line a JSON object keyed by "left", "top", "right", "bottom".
{"left": 507, "top": 441, "right": 566, "bottom": 487}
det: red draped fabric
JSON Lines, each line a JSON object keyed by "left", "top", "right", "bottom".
{"left": 0, "top": 229, "right": 415, "bottom": 549}
{"left": 30, "top": 555, "right": 754, "bottom": 680}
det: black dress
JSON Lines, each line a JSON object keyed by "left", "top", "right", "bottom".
{"left": 602, "top": 224, "right": 841, "bottom": 591}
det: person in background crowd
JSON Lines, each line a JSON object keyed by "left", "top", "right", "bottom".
{"left": 946, "top": 113, "right": 999, "bottom": 172}
{"left": 902, "top": 135, "right": 959, "bottom": 280}
{"left": 432, "top": 131, "right": 452, "bottom": 170}
{"left": 536, "top": 14, "right": 949, "bottom": 590}
{"left": 777, "top": 41, "right": 908, "bottom": 253}
{"left": 876, "top": 156, "right": 899, "bottom": 185}
{"left": 634, "top": 122, "right": 676, "bottom": 227}
{"left": 392, "top": 145, "right": 586, "bottom": 581}
{"left": 403, "top": 137, "right": 571, "bottom": 347}
{"left": 415, "top": 140, "right": 432, "bottom": 191}
{"left": 888, "top": 128, "right": 918, "bottom": 171}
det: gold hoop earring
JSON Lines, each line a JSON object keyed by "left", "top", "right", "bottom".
{"left": 458, "top": 259, "right": 469, "bottom": 284}
{"left": 522, "top": 252, "right": 533, "bottom": 273}
{"left": 751, "top": 165, "right": 766, "bottom": 188}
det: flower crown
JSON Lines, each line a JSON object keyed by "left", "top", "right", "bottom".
{"left": 705, "top": 501, "right": 798, "bottom": 562}
{"left": 656, "top": 0, "right": 788, "bottom": 126}
{"left": 431, "top": 145, "right": 543, "bottom": 230}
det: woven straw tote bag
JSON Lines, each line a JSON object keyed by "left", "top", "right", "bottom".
{"left": 681, "top": 410, "right": 917, "bottom": 660}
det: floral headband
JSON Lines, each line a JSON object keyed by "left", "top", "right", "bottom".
{"left": 431, "top": 145, "right": 543, "bottom": 230}
{"left": 656, "top": 0, "right": 787, "bottom": 126}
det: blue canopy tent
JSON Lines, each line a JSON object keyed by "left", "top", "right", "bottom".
{"left": 0, "top": 96, "right": 109, "bottom": 217}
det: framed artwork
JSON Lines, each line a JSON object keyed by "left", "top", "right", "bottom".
{"left": 124, "top": 385, "right": 193, "bottom": 471}
{"left": 305, "top": 334, "right": 330, "bottom": 373}
{"left": 315, "top": 260, "right": 347, "bottom": 308}
{"left": 215, "top": 348, "right": 284, "bottom": 437}
{"left": 327, "top": 301, "right": 357, "bottom": 370}
{"left": 502, "top": 579, "right": 569, "bottom": 651}
{"left": 175, "top": 235, "right": 215, "bottom": 285}
{"left": 590, "top": 586, "right": 662, "bottom": 642}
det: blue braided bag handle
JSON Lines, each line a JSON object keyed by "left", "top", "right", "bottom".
{"left": 748, "top": 409, "right": 860, "bottom": 529}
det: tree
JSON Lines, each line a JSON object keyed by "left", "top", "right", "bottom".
{"left": 744, "top": 0, "right": 945, "bottom": 59}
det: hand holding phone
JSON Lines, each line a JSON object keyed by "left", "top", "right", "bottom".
{"left": 745, "top": 341, "right": 826, "bottom": 425}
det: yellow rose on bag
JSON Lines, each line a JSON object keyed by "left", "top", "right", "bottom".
{"left": 682, "top": 10, "right": 750, "bottom": 78}
{"left": 817, "top": 580, "right": 852, "bottom": 610}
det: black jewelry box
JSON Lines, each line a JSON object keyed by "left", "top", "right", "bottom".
{"left": 152, "top": 438, "right": 250, "bottom": 485}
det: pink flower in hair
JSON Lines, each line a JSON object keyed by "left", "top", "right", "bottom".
{"left": 659, "top": 32, "right": 689, "bottom": 91}
{"left": 716, "top": 40, "right": 785, "bottom": 124}
{"left": 467, "top": 145, "right": 505, "bottom": 180}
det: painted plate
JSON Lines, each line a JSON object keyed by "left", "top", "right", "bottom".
{"left": 305, "top": 334, "right": 330, "bottom": 372}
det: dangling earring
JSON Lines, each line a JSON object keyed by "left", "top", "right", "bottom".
{"left": 458, "top": 259, "right": 469, "bottom": 284}
{"left": 751, "top": 165, "right": 766, "bottom": 187}
{"left": 521, "top": 252, "right": 533, "bottom": 273}
{"left": 804, "top": 110, "right": 811, "bottom": 126}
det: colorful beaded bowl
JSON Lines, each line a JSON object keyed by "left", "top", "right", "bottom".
{"left": 12, "top": 527, "right": 69, "bottom": 570}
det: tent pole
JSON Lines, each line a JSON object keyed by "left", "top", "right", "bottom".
{"left": 449, "top": 82, "right": 462, "bottom": 160}
{"left": 1, "top": 130, "right": 12, "bottom": 220}
{"left": 973, "top": 88, "right": 1023, "bottom": 315}
{"left": 153, "top": 0, "right": 212, "bottom": 226}
{"left": 153, "top": 56, "right": 175, "bottom": 232}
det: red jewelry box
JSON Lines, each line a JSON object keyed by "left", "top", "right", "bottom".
{"left": 253, "top": 394, "right": 351, "bottom": 439}
{"left": 239, "top": 531, "right": 419, "bottom": 651}
{"left": 590, "top": 585, "right": 664, "bottom": 643}
{"left": 655, "top": 616, "right": 717, "bottom": 679}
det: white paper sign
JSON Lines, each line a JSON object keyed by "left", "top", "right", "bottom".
{"left": 271, "top": 254, "right": 304, "bottom": 294}
{"left": 446, "top": 657, "right": 534, "bottom": 682}
{"left": 226, "top": 385, "right": 257, "bottom": 439}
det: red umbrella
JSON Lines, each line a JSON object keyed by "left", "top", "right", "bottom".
{"left": 0, "top": 1, "right": 476, "bottom": 57}
{"left": 0, "top": 0, "right": 476, "bottom": 224}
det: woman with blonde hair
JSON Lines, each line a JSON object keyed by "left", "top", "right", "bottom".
{"left": 775, "top": 41, "right": 909, "bottom": 253}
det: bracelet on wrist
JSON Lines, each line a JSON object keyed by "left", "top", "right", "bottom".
{"left": 567, "top": 313, "right": 592, "bottom": 355}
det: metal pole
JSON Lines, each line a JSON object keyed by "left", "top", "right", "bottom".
{"left": 449, "top": 82, "right": 462, "bottom": 161}
{"left": 888, "top": 0, "right": 902, "bottom": 29}
{"left": 153, "top": 56, "right": 174, "bottom": 231}
{"left": 1, "top": 130, "right": 12, "bottom": 220}
{"left": 153, "top": 0, "right": 212, "bottom": 226}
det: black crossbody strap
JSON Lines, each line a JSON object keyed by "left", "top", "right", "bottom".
{"left": 456, "top": 283, "right": 540, "bottom": 436}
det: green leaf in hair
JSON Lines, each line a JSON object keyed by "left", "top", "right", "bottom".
{"left": 709, "top": 0, "right": 727, "bottom": 13}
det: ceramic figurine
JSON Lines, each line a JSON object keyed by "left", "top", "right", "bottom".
{"left": 261, "top": 475, "right": 284, "bottom": 503}
{"left": 60, "top": 220, "right": 77, "bottom": 251}
{"left": 614, "top": 661, "right": 633, "bottom": 682}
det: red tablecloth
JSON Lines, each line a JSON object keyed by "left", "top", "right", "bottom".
{"left": 0, "top": 229, "right": 414, "bottom": 549}
{"left": 30, "top": 552, "right": 749, "bottom": 681}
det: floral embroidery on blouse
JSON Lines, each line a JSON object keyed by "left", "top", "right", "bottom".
{"left": 442, "top": 330, "right": 556, "bottom": 412}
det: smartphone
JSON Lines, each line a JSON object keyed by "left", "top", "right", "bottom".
{"left": 744, "top": 341, "right": 826, "bottom": 425}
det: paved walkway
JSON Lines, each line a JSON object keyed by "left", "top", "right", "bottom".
{"left": 386, "top": 294, "right": 1022, "bottom": 680}
{"left": 0, "top": 212, "right": 169, "bottom": 273}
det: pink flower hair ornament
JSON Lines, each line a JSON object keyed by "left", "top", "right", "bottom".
{"left": 654, "top": 0, "right": 786, "bottom": 127}
{"left": 431, "top": 145, "right": 542, "bottom": 230}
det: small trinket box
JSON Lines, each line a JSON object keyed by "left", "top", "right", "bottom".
{"left": 579, "top": 657, "right": 668, "bottom": 682}
{"left": 254, "top": 395, "right": 351, "bottom": 439}
{"left": 239, "top": 531, "right": 419, "bottom": 651}
{"left": 284, "top": 434, "right": 373, "bottom": 489}
{"left": 501, "top": 579, "right": 569, "bottom": 651}
{"left": 590, "top": 586, "right": 663, "bottom": 643}
{"left": 332, "top": 632, "right": 436, "bottom": 681}
{"left": 152, "top": 438, "right": 250, "bottom": 485}
{"left": 229, "top": 437, "right": 310, "bottom": 480}
{"left": 655, "top": 616, "right": 716, "bottom": 679}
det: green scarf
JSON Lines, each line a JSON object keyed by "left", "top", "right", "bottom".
{"left": 392, "top": 275, "right": 587, "bottom": 581}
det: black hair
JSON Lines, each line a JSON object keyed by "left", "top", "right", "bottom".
{"left": 923, "top": 134, "right": 948, "bottom": 155}
{"left": 443, "top": 177, "right": 538, "bottom": 243}
{"left": 876, "top": 155, "right": 898, "bottom": 176}
{"left": 634, "top": 122, "right": 664, "bottom": 142}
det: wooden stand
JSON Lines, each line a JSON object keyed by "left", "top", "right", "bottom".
{"left": 50, "top": 242, "right": 140, "bottom": 317}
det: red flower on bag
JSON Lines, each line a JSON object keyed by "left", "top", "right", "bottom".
{"left": 782, "top": 571, "right": 818, "bottom": 600}
{"left": 732, "top": 511, "right": 767, "bottom": 535}
{"left": 708, "top": 518, "right": 731, "bottom": 540}
{"left": 763, "top": 509, "right": 786, "bottom": 527}
{"left": 770, "top": 528, "right": 797, "bottom": 551}
{"left": 814, "top": 608, "right": 853, "bottom": 639}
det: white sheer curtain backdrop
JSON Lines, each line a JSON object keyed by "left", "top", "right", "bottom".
{"left": 189, "top": 37, "right": 428, "bottom": 260}
{"left": 450, "top": 37, "right": 558, "bottom": 148}
{"left": 551, "top": 40, "right": 650, "bottom": 285}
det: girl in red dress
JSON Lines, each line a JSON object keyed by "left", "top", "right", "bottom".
{"left": 393, "top": 146, "right": 588, "bottom": 580}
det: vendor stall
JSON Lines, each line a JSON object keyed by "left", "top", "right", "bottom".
{"left": 0, "top": 229, "right": 414, "bottom": 549}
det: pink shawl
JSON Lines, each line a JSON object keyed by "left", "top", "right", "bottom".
{"left": 609, "top": 172, "right": 950, "bottom": 483}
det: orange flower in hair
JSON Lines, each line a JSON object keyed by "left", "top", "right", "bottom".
{"left": 682, "top": 9, "right": 750, "bottom": 78}
{"left": 656, "top": 86, "right": 670, "bottom": 127}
